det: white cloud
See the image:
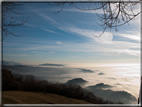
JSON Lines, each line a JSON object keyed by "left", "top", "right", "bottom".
{"left": 4, "top": 6, "right": 139, "bottom": 57}
{"left": 13, "top": 39, "right": 139, "bottom": 57}
{"left": 57, "top": 26, "right": 140, "bottom": 57}
{"left": 65, "top": 27, "right": 113, "bottom": 44}
{"left": 56, "top": 41, "right": 62, "bottom": 44}
{"left": 115, "top": 32, "right": 140, "bottom": 42}
{"left": 93, "top": 32, "right": 113, "bottom": 44}
{"left": 117, "top": 49, "right": 140, "bottom": 57}
{"left": 9, "top": 22, "right": 138, "bottom": 57}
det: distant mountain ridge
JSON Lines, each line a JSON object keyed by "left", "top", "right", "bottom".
{"left": 39, "top": 63, "right": 64, "bottom": 66}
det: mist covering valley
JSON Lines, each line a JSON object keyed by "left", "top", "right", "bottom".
{"left": 2, "top": 61, "right": 140, "bottom": 104}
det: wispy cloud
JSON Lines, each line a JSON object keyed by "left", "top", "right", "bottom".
{"left": 35, "top": 13, "right": 140, "bottom": 57}
{"left": 4, "top": 23, "right": 140, "bottom": 57}
{"left": 4, "top": 6, "right": 140, "bottom": 58}
{"left": 24, "top": 22, "right": 36, "bottom": 27}
{"left": 56, "top": 41, "right": 62, "bottom": 44}
{"left": 67, "top": 27, "right": 113, "bottom": 44}
{"left": 4, "top": 54, "right": 30, "bottom": 57}
{"left": 38, "top": 13, "right": 58, "bottom": 25}
{"left": 10, "top": 18, "right": 36, "bottom": 28}
{"left": 48, "top": 51, "right": 55, "bottom": 53}
{"left": 57, "top": 25, "right": 140, "bottom": 57}
{"left": 9, "top": 39, "right": 139, "bottom": 57}
{"left": 43, "top": 28, "right": 56, "bottom": 33}
{"left": 63, "top": 8, "right": 103, "bottom": 14}
{"left": 35, "top": 11, "right": 140, "bottom": 50}
{"left": 115, "top": 32, "right": 140, "bottom": 42}
{"left": 117, "top": 49, "right": 140, "bottom": 57}
{"left": 61, "top": 26, "right": 139, "bottom": 45}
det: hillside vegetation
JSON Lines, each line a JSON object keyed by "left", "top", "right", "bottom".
{"left": 2, "top": 69, "right": 122, "bottom": 104}
{"left": 3, "top": 91, "right": 91, "bottom": 104}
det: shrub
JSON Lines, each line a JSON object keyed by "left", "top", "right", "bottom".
{"left": 2, "top": 69, "right": 14, "bottom": 90}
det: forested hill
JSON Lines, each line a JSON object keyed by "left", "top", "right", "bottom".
{"left": 2, "top": 69, "right": 122, "bottom": 104}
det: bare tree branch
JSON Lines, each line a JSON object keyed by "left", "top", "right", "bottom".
{"left": 49, "top": 1, "right": 140, "bottom": 36}
{"left": 2, "top": 2, "right": 29, "bottom": 40}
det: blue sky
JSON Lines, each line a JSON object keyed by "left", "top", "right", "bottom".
{"left": 3, "top": 3, "right": 140, "bottom": 67}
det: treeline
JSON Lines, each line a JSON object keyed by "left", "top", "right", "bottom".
{"left": 2, "top": 69, "right": 122, "bottom": 104}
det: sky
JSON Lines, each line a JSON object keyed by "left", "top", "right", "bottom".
{"left": 2, "top": 2, "right": 141, "bottom": 67}
{"left": 1, "top": 2, "right": 141, "bottom": 104}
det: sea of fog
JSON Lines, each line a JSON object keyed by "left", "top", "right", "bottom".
{"left": 2, "top": 64, "right": 140, "bottom": 104}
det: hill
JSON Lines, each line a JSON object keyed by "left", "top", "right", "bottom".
{"left": 2, "top": 69, "right": 119, "bottom": 104}
{"left": 65, "top": 78, "right": 88, "bottom": 86}
{"left": 3, "top": 91, "right": 91, "bottom": 104}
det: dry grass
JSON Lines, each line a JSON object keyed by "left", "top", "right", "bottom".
{"left": 3, "top": 91, "right": 92, "bottom": 104}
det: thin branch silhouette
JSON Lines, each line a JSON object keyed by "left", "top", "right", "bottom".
{"left": 2, "top": 2, "right": 29, "bottom": 40}
{"left": 48, "top": 1, "right": 140, "bottom": 36}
